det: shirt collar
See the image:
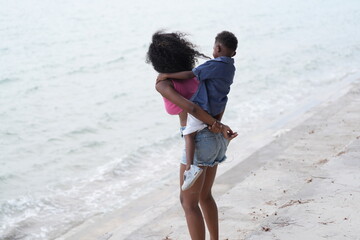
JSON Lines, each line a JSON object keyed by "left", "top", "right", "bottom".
{"left": 212, "top": 56, "right": 234, "bottom": 64}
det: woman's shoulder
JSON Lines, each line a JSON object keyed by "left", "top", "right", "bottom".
{"left": 155, "top": 79, "right": 174, "bottom": 93}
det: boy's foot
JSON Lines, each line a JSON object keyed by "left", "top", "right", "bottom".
{"left": 182, "top": 165, "right": 203, "bottom": 191}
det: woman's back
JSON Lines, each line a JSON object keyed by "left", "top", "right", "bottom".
{"left": 163, "top": 77, "right": 199, "bottom": 115}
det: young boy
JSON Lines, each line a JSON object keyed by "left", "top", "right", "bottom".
{"left": 157, "top": 31, "right": 238, "bottom": 191}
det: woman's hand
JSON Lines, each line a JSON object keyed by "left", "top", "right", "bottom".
{"left": 221, "top": 124, "right": 238, "bottom": 140}
{"left": 208, "top": 121, "right": 238, "bottom": 140}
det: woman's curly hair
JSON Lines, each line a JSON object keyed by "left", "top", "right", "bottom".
{"left": 146, "top": 31, "right": 210, "bottom": 73}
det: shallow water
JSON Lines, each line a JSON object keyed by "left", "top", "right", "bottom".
{"left": 1, "top": 0, "right": 360, "bottom": 239}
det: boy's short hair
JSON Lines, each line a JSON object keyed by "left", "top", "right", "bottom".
{"left": 215, "top": 31, "right": 238, "bottom": 52}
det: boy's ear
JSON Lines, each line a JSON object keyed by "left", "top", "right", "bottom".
{"left": 232, "top": 51, "right": 236, "bottom": 57}
{"left": 215, "top": 44, "right": 221, "bottom": 53}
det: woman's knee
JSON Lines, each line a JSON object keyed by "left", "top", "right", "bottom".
{"left": 199, "top": 192, "right": 214, "bottom": 205}
{"left": 180, "top": 193, "right": 199, "bottom": 211}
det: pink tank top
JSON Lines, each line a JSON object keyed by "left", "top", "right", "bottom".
{"left": 163, "top": 77, "right": 199, "bottom": 115}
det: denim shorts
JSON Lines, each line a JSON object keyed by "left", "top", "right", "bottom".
{"left": 180, "top": 127, "right": 229, "bottom": 167}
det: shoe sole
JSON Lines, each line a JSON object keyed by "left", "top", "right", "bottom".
{"left": 182, "top": 169, "right": 203, "bottom": 191}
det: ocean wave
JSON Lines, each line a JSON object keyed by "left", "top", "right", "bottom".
{"left": 0, "top": 78, "right": 17, "bottom": 85}
{"left": 24, "top": 86, "right": 40, "bottom": 95}
{"left": 0, "top": 173, "right": 17, "bottom": 183}
{"left": 65, "top": 54, "right": 126, "bottom": 76}
{"left": 0, "top": 194, "right": 87, "bottom": 240}
{"left": 67, "top": 127, "right": 98, "bottom": 135}
{"left": 0, "top": 133, "right": 181, "bottom": 240}
{"left": 105, "top": 56, "right": 124, "bottom": 65}
{"left": 112, "top": 92, "right": 127, "bottom": 99}
{"left": 0, "top": 47, "right": 9, "bottom": 52}
{"left": 81, "top": 140, "right": 106, "bottom": 148}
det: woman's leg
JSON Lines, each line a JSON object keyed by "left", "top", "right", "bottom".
{"left": 180, "top": 164, "right": 207, "bottom": 240}
{"left": 199, "top": 165, "right": 219, "bottom": 240}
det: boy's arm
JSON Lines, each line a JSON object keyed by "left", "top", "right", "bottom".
{"left": 157, "top": 71, "right": 195, "bottom": 83}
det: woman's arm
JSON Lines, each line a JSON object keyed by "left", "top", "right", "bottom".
{"left": 214, "top": 110, "right": 225, "bottom": 122}
{"left": 156, "top": 80, "right": 216, "bottom": 125}
{"left": 155, "top": 80, "right": 237, "bottom": 139}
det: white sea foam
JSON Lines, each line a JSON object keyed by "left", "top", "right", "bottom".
{"left": 1, "top": 0, "right": 360, "bottom": 239}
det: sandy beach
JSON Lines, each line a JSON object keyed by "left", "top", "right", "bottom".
{"left": 59, "top": 77, "right": 360, "bottom": 240}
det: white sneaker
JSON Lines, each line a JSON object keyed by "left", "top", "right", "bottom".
{"left": 182, "top": 165, "right": 203, "bottom": 191}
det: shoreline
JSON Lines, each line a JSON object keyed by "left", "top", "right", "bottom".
{"left": 59, "top": 73, "right": 360, "bottom": 240}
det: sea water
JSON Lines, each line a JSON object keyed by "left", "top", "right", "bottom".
{"left": 1, "top": 0, "right": 359, "bottom": 239}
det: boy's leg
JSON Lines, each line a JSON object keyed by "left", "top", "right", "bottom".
{"left": 184, "top": 132, "right": 197, "bottom": 170}
{"left": 183, "top": 132, "right": 203, "bottom": 191}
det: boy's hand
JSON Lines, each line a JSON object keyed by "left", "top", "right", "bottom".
{"left": 156, "top": 73, "right": 168, "bottom": 83}
{"left": 221, "top": 125, "right": 238, "bottom": 140}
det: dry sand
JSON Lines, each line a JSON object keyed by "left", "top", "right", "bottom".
{"left": 60, "top": 76, "right": 360, "bottom": 240}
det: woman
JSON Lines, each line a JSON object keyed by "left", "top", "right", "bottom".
{"left": 146, "top": 31, "right": 237, "bottom": 240}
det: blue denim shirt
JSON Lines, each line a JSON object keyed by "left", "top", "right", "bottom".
{"left": 191, "top": 56, "right": 235, "bottom": 116}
